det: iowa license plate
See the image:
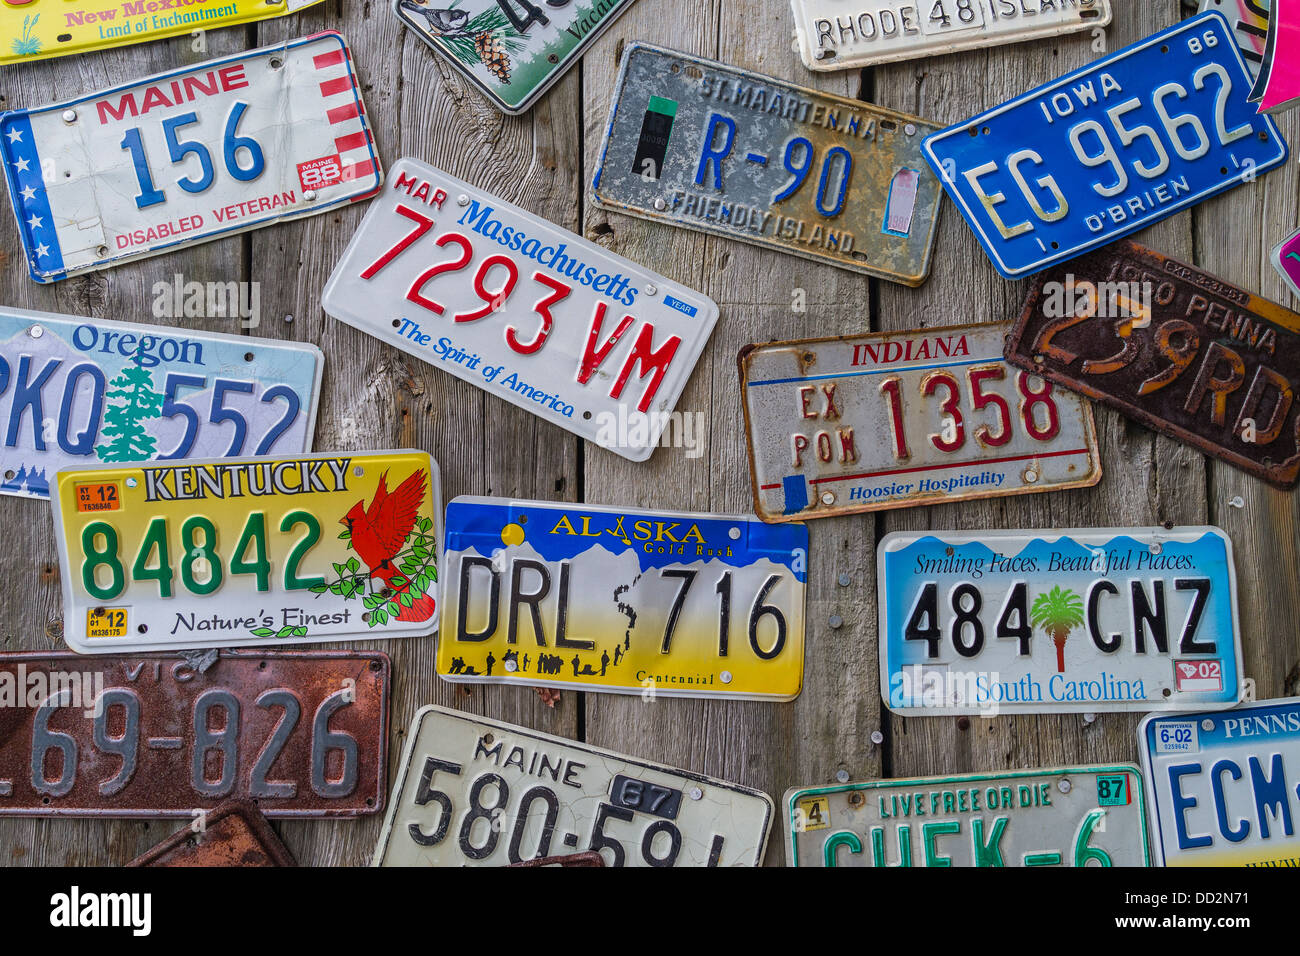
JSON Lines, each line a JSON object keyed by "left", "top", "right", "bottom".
{"left": 373, "top": 706, "right": 774, "bottom": 866}
{"left": 1200, "top": 0, "right": 1272, "bottom": 77}
{"left": 591, "top": 44, "right": 944, "bottom": 286}
{"left": 437, "top": 497, "right": 808, "bottom": 701}
{"left": 922, "top": 12, "right": 1288, "bottom": 279}
{"left": 1, "top": 32, "right": 382, "bottom": 284}
{"left": 52, "top": 450, "right": 442, "bottom": 653}
{"left": 784, "top": 765, "right": 1149, "bottom": 866}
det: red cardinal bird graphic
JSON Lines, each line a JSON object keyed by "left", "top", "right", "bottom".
{"left": 342, "top": 469, "right": 436, "bottom": 623}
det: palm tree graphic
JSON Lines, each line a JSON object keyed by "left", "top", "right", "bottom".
{"left": 1030, "top": 586, "right": 1084, "bottom": 673}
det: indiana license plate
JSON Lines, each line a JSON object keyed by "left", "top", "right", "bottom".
{"left": 373, "top": 705, "right": 774, "bottom": 866}
{"left": 127, "top": 799, "right": 296, "bottom": 866}
{"left": 1201, "top": 0, "right": 1272, "bottom": 77}
{"left": 437, "top": 496, "right": 808, "bottom": 701}
{"left": 879, "top": 527, "right": 1243, "bottom": 716}
{"left": 52, "top": 450, "right": 442, "bottom": 653}
{"left": 322, "top": 157, "right": 718, "bottom": 462}
{"left": 1271, "top": 226, "right": 1300, "bottom": 302}
{"left": 738, "top": 321, "right": 1101, "bottom": 522}
{"left": 922, "top": 12, "right": 1287, "bottom": 279}
{"left": 0, "top": 650, "right": 389, "bottom": 817}
{"left": 1, "top": 32, "right": 382, "bottom": 284}
{"left": 784, "top": 765, "right": 1149, "bottom": 866}
{"left": 591, "top": 44, "right": 944, "bottom": 286}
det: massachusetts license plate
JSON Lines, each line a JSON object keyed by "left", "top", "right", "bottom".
{"left": 1005, "top": 241, "right": 1300, "bottom": 490}
{"left": 0, "top": 649, "right": 389, "bottom": 817}
{"left": 52, "top": 450, "right": 442, "bottom": 653}
{"left": 1140, "top": 697, "right": 1300, "bottom": 867}
{"left": 784, "top": 765, "right": 1149, "bottom": 866}
{"left": 373, "top": 705, "right": 774, "bottom": 866}
{"left": 0, "top": 307, "right": 322, "bottom": 501}
{"left": 591, "top": 44, "right": 944, "bottom": 286}
{"left": 922, "top": 12, "right": 1288, "bottom": 279}
{"left": 437, "top": 496, "right": 808, "bottom": 700}
{"left": 738, "top": 322, "right": 1101, "bottom": 523}
{"left": 1271, "top": 226, "right": 1300, "bottom": 302}
{"left": 1, "top": 32, "right": 382, "bottom": 284}
{"left": 127, "top": 799, "right": 296, "bottom": 866}
{"left": 879, "top": 527, "right": 1243, "bottom": 715}
{"left": 322, "top": 157, "right": 718, "bottom": 462}
{"left": 1200, "top": 0, "right": 1272, "bottom": 77}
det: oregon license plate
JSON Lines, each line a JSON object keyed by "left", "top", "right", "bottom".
{"left": 879, "top": 527, "right": 1243, "bottom": 715}
{"left": 1005, "top": 241, "right": 1300, "bottom": 490}
{"left": 322, "top": 158, "right": 718, "bottom": 463}
{"left": 1200, "top": 0, "right": 1272, "bottom": 77}
{"left": 591, "top": 44, "right": 944, "bottom": 286}
{"left": 922, "top": 12, "right": 1288, "bottom": 279}
{"left": 1271, "top": 226, "right": 1300, "bottom": 302}
{"left": 127, "top": 799, "right": 296, "bottom": 866}
{"left": 373, "top": 705, "right": 774, "bottom": 866}
{"left": 0, "top": 649, "right": 389, "bottom": 817}
{"left": 739, "top": 322, "right": 1101, "bottom": 523}
{"left": 1, "top": 32, "right": 382, "bottom": 284}
{"left": 784, "top": 765, "right": 1149, "bottom": 866}
{"left": 437, "top": 496, "right": 808, "bottom": 700}
{"left": 52, "top": 450, "right": 442, "bottom": 653}
{"left": 1140, "top": 697, "right": 1300, "bottom": 867}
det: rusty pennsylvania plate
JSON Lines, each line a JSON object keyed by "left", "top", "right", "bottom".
{"left": 127, "top": 799, "right": 296, "bottom": 867}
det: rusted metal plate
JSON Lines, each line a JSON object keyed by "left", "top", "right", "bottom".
{"left": 127, "top": 799, "right": 296, "bottom": 867}
{"left": 508, "top": 851, "right": 605, "bottom": 868}
{"left": 1005, "top": 240, "right": 1300, "bottom": 490}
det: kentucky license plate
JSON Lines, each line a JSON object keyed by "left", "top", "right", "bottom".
{"left": 879, "top": 527, "right": 1243, "bottom": 715}
{"left": 1, "top": 32, "right": 382, "bottom": 283}
{"left": 738, "top": 322, "right": 1101, "bottom": 522}
{"left": 322, "top": 157, "right": 718, "bottom": 462}
{"left": 52, "top": 450, "right": 442, "bottom": 653}
{"left": 373, "top": 705, "right": 774, "bottom": 866}
{"left": 591, "top": 44, "right": 944, "bottom": 285}
{"left": 0, "top": 650, "right": 389, "bottom": 817}
{"left": 784, "top": 765, "right": 1149, "bottom": 866}
{"left": 437, "top": 497, "right": 808, "bottom": 700}
{"left": 1200, "top": 0, "right": 1272, "bottom": 77}
{"left": 922, "top": 12, "right": 1288, "bottom": 279}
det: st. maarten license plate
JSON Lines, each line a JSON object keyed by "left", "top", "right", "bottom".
{"left": 52, "top": 450, "right": 442, "bottom": 653}
{"left": 437, "top": 496, "right": 808, "bottom": 701}
{"left": 591, "top": 44, "right": 944, "bottom": 286}
{"left": 1, "top": 32, "right": 382, "bottom": 283}
{"left": 878, "top": 527, "right": 1243, "bottom": 716}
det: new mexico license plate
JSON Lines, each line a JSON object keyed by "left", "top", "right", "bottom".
{"left": 591, "top": 44, "right": 944, "bottom": 285}
{"left": 373, "top": 705, "right": 774, "bottom": 866}
{"left": 437, "top": 496, "right": 808, "bottom": 701}
{"left": 922, "top": 12, "right": 1288, "bottom": 279}
{"left": 52, "top": 450, "right": 442, "bottom": 653}
{"left": 1, "top": 32, "right": 382, "bottom": 283}
{"left": 784, "top": 765, "right": 1149, "bottom": 866}
{"left": 0, "top": 307, "right": 322, "bottom": 501}
{"left": 322, "top": 157, "right": 718, "bottom": 462}
{"left": 878, "top": 527, "right": 1243, "bottom": 715}
{"left": 738, "top": 322, "right": 1101, "bottom": 522}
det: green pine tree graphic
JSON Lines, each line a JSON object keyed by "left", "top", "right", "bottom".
{"left": 96, "top": 356, "right": 164, "bottom": 462}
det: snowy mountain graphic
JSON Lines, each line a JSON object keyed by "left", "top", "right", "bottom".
{"left": 1, "top": 464, "right": 49, "bottom": 496}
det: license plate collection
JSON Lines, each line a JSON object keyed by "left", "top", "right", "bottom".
{"left": 0, "top": 2, "right": 1294, "bottom": 871}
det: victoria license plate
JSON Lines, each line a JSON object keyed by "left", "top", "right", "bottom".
{"left": 127, "top": 799, "right": 296, "bottom": 866}
{"left": 1200, "top": 0, "right": 1272, "bottom": 77}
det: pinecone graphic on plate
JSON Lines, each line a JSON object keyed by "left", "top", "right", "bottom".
{"left": 474, "top": 32, "right": 511, "bottom": 83}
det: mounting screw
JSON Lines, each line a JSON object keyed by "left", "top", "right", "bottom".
{"left": 870, "top": 730, "right": 883, "bottom": 745}
{"left": 835, "top": 769, "right": 850, "bottom": 783}
{"left": 1228, "top": 496, "right": 1245, "bottom": 509}
{"left": 304, "top": 189, "right": 318, "bottom": 202}
{"left": 719, "top": 670, "right": 732, "bottom": 684}
{"left": 645, "top": 284, "right": 657, "bottom": 296}
{"left": 1058, "top": 778, "right": 1072, "bottom": 794}
{"left": 828, "top": 614, "right": 843, "bottom": 629}
{"left": 28, "top": 325, "right": 43, "bottom": 339}
{"left": 457, "top": 194, "right": 469, "bottom": 206}
{"left": 1201, "top": 718, "right": 1214, "bottom": 731}
{"left": 1084, "top": 712, "right": 1096, "bottom": 724}
{"left": 904, "top": 123, "right": 916, "bottom": 136}
{"left": 837, "top": 573, "right": 851, "bottom": 587}
{"left": 62, "top": 109, "right": 77, "bottom": 123}
{"left": 653, "top": 197, "right": 667, "bottom": 211}
{"left": 689, "top": 787, "right": 703, "bottom": 800}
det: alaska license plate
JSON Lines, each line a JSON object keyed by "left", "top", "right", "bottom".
{"left": 127, "top": 799, "right": 296, "bottom": 866}
{"left": 0, "top": 650, "right": 389, "bottom": 817}
{"left": 322, "top": 157, "right": 718, "bottom": 462}
{"left": 878, "top": 527, "right": 1243, "bottom": 715}
{"left": 1271, "top": 226, "right": 1300, "bottom": 302}
{"left": 738, "top": 321, "right": 1101, "bottom": 522}
{"left": 373, "top": 705, "right": 774, "bottom": 866}
{"left": 437, "top": 496, "right": 808, "bottom": 700}
{"left": 1201, "top": 0, "right": 1272, "bottom": 77}
{"left": 591, "top": 44, "right": 944, "bottom": 286}
{"left": 922, "top": 12, "right": 1288, "bottom": 279}
{"left": 1, "top": 32, "right": 382, "bottom": 283}
{"left": 784, "top": 765, "right": 1149, "bottom": 866}
{"left": 52, "top": 450, "right": 442, "bottom": 653}
{"left": 0, "top": 307, "right": 322, "bottom": 501}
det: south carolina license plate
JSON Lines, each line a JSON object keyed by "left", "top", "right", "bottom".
{"left": 591, "top": 44, "right": 944, "bottom": 286}
{"left": 52, "top": 450, "right": 442, "bottom": 653}
{"left": 373, "top": 705, "right": 774, "bottom": 866}
{"left": 1201, "top": 0, "right": 1272, "bottom": 77}
{"left": 878, "top": 527, "right": 1243, "bottom": 715}
{"left": 437, "top": 496, "right": 808, "bottom": 700}
{"left": 1, "top": 32, "right": 382, "bottom": 283}
{"left": 922, "top": 12, "right": 1288, "bottom": 279}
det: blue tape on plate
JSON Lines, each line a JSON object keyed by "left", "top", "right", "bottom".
{"left": 782, "top": 475, "right": 808, "bottom": 515}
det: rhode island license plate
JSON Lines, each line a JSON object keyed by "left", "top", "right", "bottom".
{"left": 52, "top": 450, "right": 442, "bottom": 653}
{"left": 878, "top": 527, "right": 1243, "bottom": 715}
{"left": 437, "top": 496, "right": 808, "bottom": 701}
{"left": 591, "top": 44, "right": 944, "bottom": 285}
{"left": 373, "top": 705, "right": 774, "bottom": 866}
{"left": 922, "top": 11, "right": 1288, "bottom": 279}
{"left": 1, "top": 32, "right": 382, "bottom": 283}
